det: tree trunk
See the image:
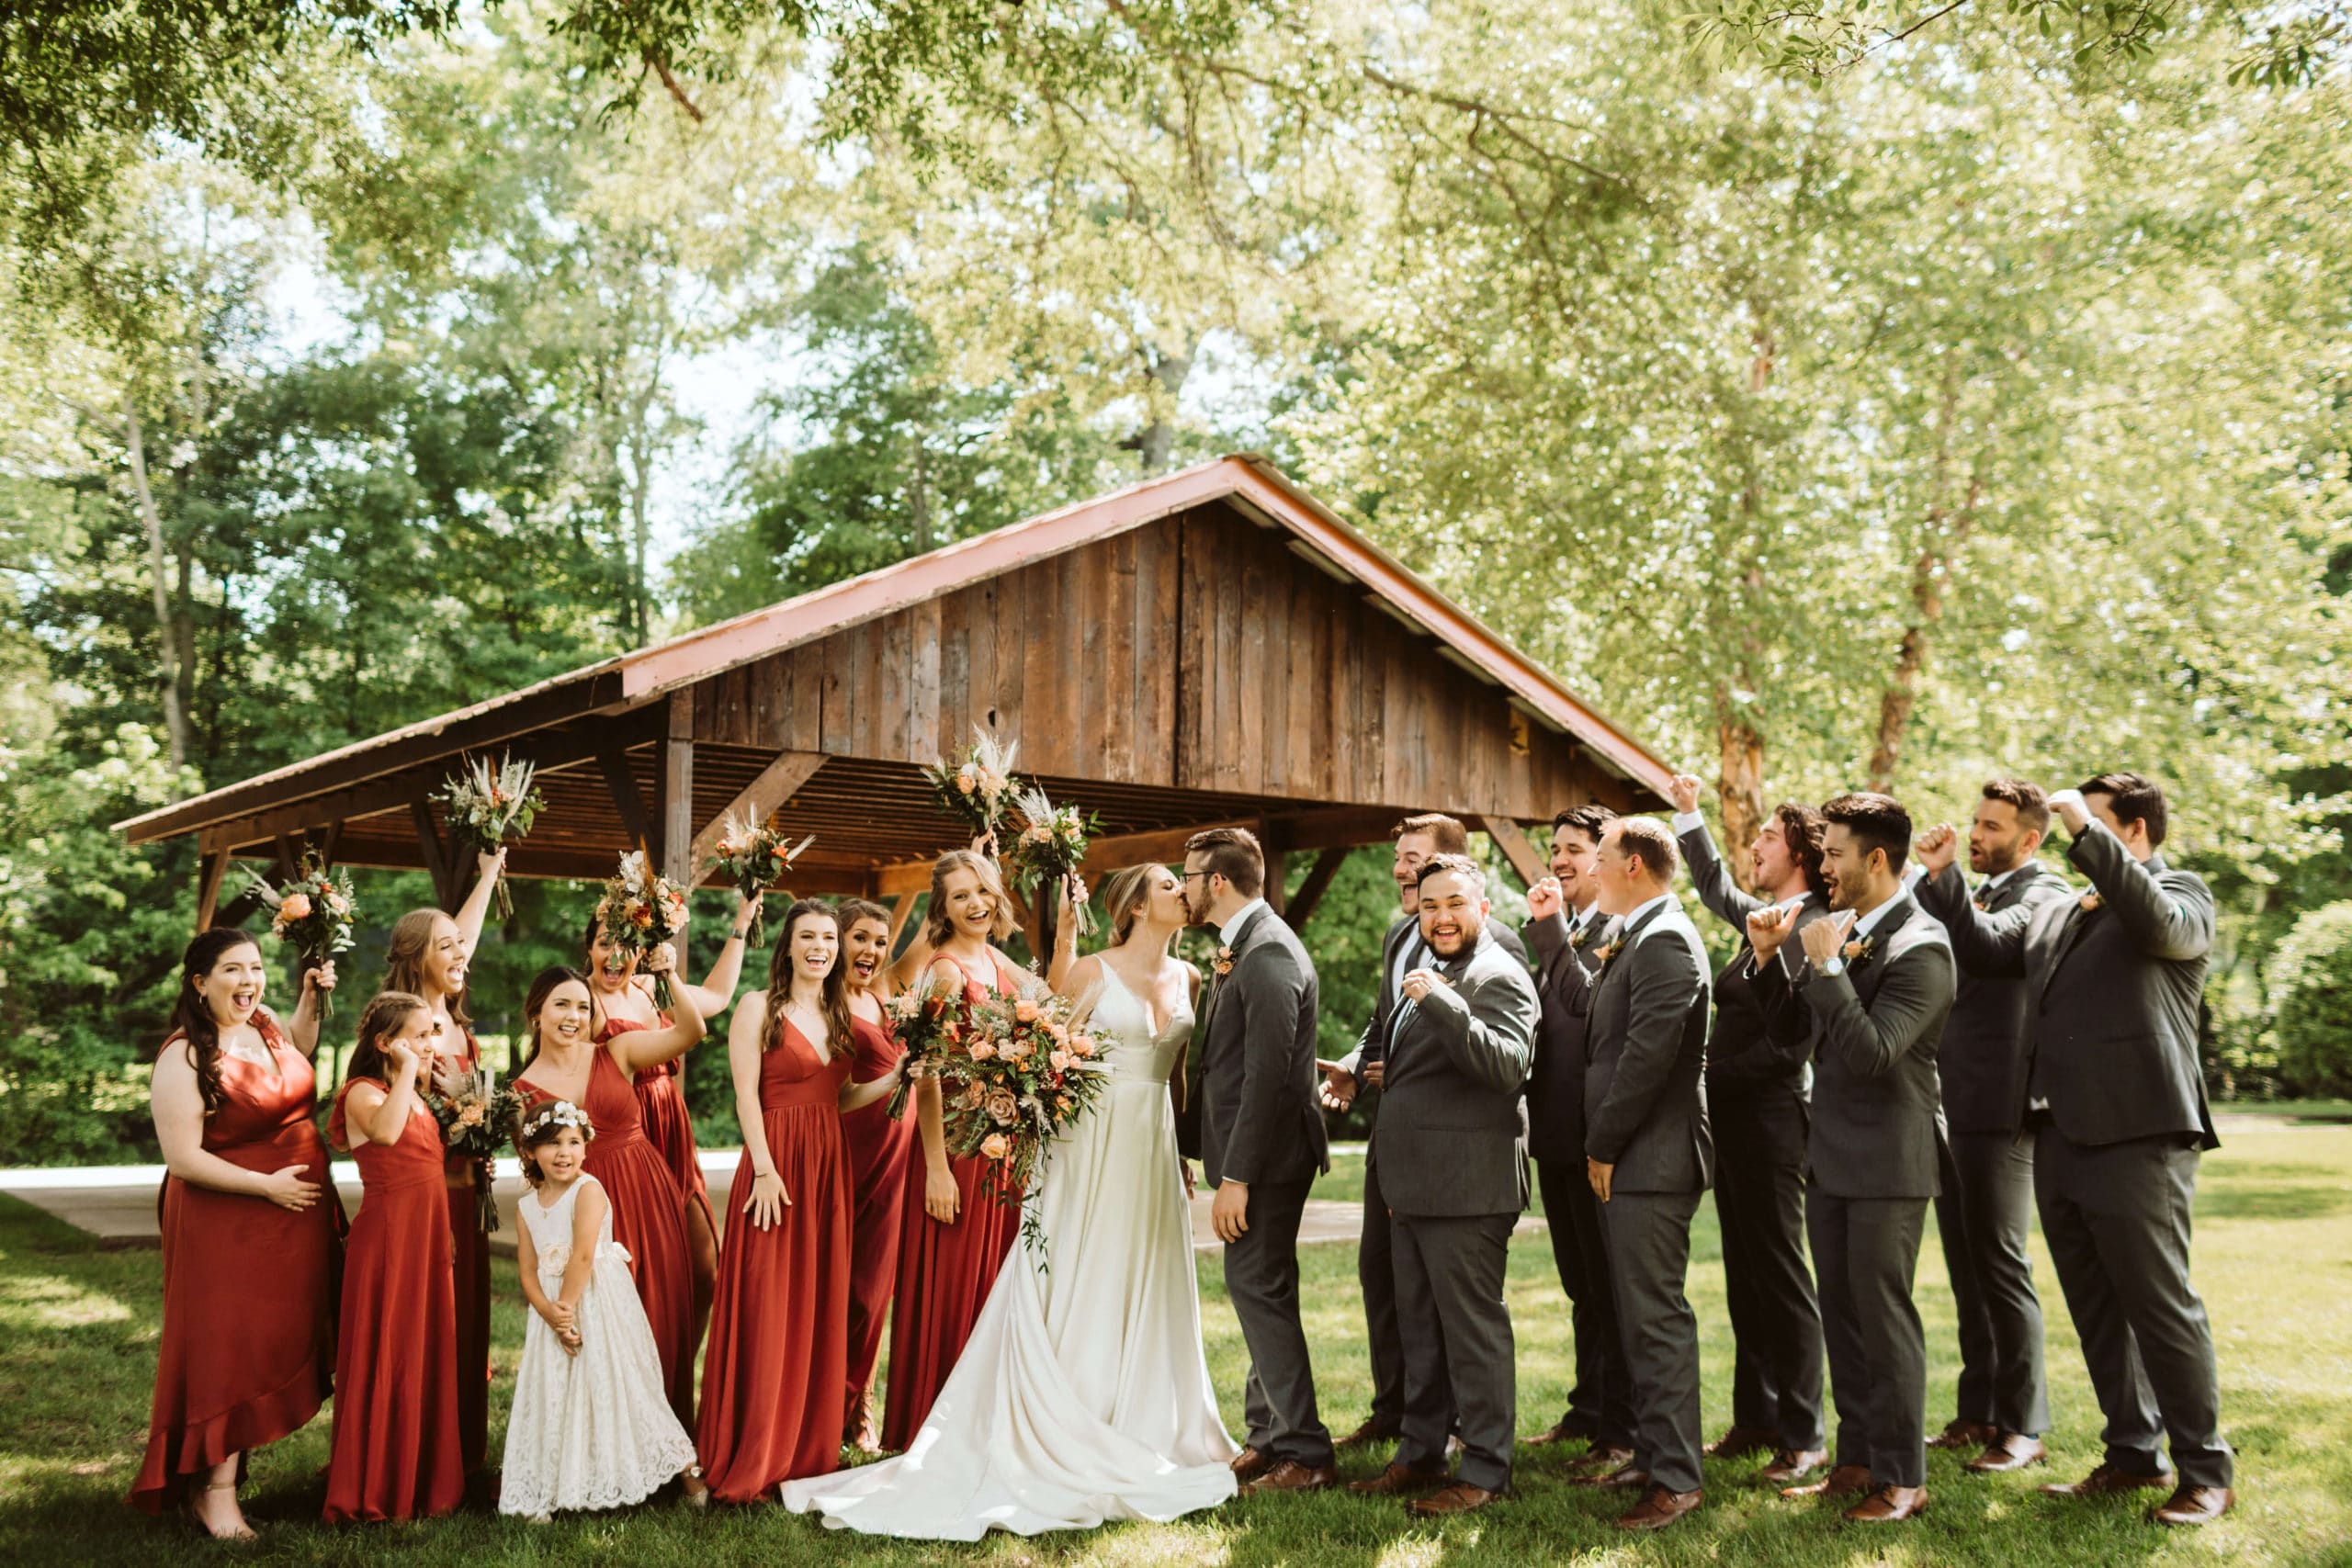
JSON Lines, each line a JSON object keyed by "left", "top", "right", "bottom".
{"left": 1135, "top": 337, "right": 1196, "bottom": 475}
{"left": 1866, "top": 359, "right": 1982, "bottom": 792}
{"left": 910, "top": 440, "right": 933, "bottom": 555}
{"left": 1715, "top": 705, "right": 1767, "bottom": 893}
{"left": 123, "top": 395, "right": 191, "bottom": 769}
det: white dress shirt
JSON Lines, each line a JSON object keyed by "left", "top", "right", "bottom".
{"left": 1218, "top": 897, "right": 1270, "bottom": 949}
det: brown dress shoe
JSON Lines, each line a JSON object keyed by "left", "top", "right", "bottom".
{"left": 1348, "top": 1461, "right": 1451, "bottom": 1495}
{"left": 1242, "top": 1460, "right": 1338, "bottom": 1495}
{"left": 1705, "top": 1424, "right": 1779, "bottom": 1459}
{"left": 1564, "top": 1443, "right": 1638, "bottom": 1479}
{"left": 1524, "top": 1417, "right": 1600, "bottom": 1448}
{"left": 1782, "top": 1463, "right": 1874, "bottom": 1501}
{"left": 1845, "top": 1483, "right": 1929, "bottom": 1522}
{"left": 1966, "top": 1433, "right": 2048, "bottom": 1473}
{"left": 2151, "top": 1485, "right": 2233, "bottom": 1526}
{"left": 1928, "top": 1418, "right": 1999, "bottom": 1451}
{"left": 2039, "top": 1461, "right": 2174, "bottom": 1498}
{"left": 1229, "top": 1446, "right": 1274, "bottom": 1483}
{"left": 1568, "top": 1458, "right": 1649, "bottom": 1489}
{"left": 1408, "top": 1482, "right": 1499, "bottom": 1517}
{"left": 1615, "top": 1483, "right": 1702, "bottom": 1531}
{"left": 1336, "top": 1416, "right": 1402, "bottom": 1450}
{"left": 1758, "top": 1447, "right": 1829, "bottom": 1483}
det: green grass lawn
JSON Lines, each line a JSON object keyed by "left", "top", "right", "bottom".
{"left": 6, "top": 1128, "right": 2349, "bottom": 1565}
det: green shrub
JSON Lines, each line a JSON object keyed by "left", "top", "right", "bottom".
{"left": 2267, "top": 901, "right": 2352, "bottom": 1099}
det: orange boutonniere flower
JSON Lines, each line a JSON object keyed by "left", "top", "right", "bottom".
{"left": 1841, "top": 934, "right": 1880, "bottom": 969}
{"left": 2079, "top": 891, "right": 2104, "bottom": 913}
{"left": 1592, "top": 939, "right": 1624, "bottom": 971}
{"left": 1972, "top": 896, "right": 1991, "bottom": 912}
{"left": 1213, "top": 945, "right": 1235, "bottom": 977}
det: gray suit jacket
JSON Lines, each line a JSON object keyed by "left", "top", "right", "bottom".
{"left": 1911, "top": 860, "right": 2072, "bottom": 1136}
{"left": 1679, "top": 821, "right": 1836, "bottom": 1105}
{"left": 1918, "top": 822, "right": 2216, "bottom": 1150}
{"left": 1523, "top": 908, "right": 1611, "bottom": 1165}
{"left": 1198, "top": 904, "right": 1330, "bottom": 1189}
{"left": 1374, "top": 926, "right": 1541, "bottom": 1217}
{"left": 1583, "top": 899, "right": 1714, "bottom": 1195}
{"left": 1752, "top": 897, "right": 1954, "bottom": 1200}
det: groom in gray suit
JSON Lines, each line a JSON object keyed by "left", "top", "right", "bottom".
{"left": 1347, "top": 853, "right": 1539, "bottom": 1517}
{"left": 1184, "top": 825, "right": 1337, "bottom": 1494}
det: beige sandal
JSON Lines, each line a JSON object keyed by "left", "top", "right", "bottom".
{"left": 681, "top": 1463, "right": 710, "bottom": 1509}
{"left": 193, "top": 1480, "right": 258, "bottom": 1541}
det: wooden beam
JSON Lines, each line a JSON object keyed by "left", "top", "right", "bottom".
{"left": 1477, "top": 815, "right": 1547, "bottom": 891}
{"left": 887, "top": 890, "right": 922, "bottom": 953}
{"left": 411, "top": 803, "right": 459, "bottom": 909}
{"left": 316, "top": 818, "right": 344, "bottom": 867}
{"left": 1263, "top": 848, "right": 1289, "bottom": 916}
{"left": 272, "top": 833, "right": 301, "bottom": 881}
{"left": 1283, "top": 847, "right": 1350, "bottom": 932}
{"left": 874, "top": 805, "right": 1408, "bottom": 898}
{"left": 660, "top": 690, "right": 695, "bottom": 886}
{"left": 684, "top": 750, "right": 828, "bottom": 882}
{"left": 601, "top": 750, "right": 655, "bottom": 854}
{"left": 195, "top": 851, "right": 229, "bottom": 933}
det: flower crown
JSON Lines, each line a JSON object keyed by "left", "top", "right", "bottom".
{"left": 518, "top": 1100, "right": 596, "bottom": 1142}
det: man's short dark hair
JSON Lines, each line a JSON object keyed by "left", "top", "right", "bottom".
{"left": 1551, "top": 804, "right": 1617, "bottom": 843}
{"left": 1981, "top": 777, "right": 2051, "bottom": 836}
{"left": 1183, "top": 825, "right": 1265, "bottom": 897}
{"left": 1770, "top": 802, "right": 1829, "bottom": 897}
{"left": 1414, "top": 852, "right": 1487, "bottom": 892}
{"left": 1611, "top": 817, "right": 1680, "bottom": 882}
{"left": 2079, "top": 772, "right": 2168, "bottom": 846}
{"left": 1820, "top": 792, "right": 1913, "bottom": 871}
{"left": 1394, "top": 814, "right": 1471, "bottom": 856}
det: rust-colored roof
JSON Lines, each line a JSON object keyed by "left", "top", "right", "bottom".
{"left": 119, "top": 455, "right": 1670, "bottom": 841}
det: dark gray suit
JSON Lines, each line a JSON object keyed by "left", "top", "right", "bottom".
{"left": 1345, "top": 913, "right": 1430, "bottom": 1432}
{"left": 1523, "top": 907, "right": 1634, "bottom": 1447}
{"left": 1918, "top": 823, "right": 2231, "bottom": 1489}
{"left": 1754, "top": 898, "right": 1953, "bottom": 1489}
{"left": 1917, "top": 860, "right": 2069, "bottom": 1438}
{"left": 1583, "top": 897, "right": 1713, "bottom": 1495}
{"left": 1679, "top": 820, "right": 1831, "bottom": 1451}
{"left": 1376, "top": 924, "right": 1540, "bottom": 1492}
{"left": 1200, "top": 902, "right": 1334, "bottom": 1468}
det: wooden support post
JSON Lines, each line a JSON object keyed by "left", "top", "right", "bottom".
{"left": 685, "top": 749, "right": 828, "bottom": 880}
{"left": 660, "top": 691, "right": 695, "bottom": 887}
{"left": 272, "top": 832, "right": 301, "bottom": 881}
{"left": 1283, "top": 847, "right": 1351, "bottom": 932}
{"left": 317, "top": 818, "right": 344, "bottom": 868}
{"left": 601, "top": 751, "right": 654, "bottom": 855}
{"left": 887, "top": 890, "right": 922, "bottom": 955}
{"left": 1263, "top": 849, "right": 1290, "bottom": 917}
{"left": 195, "top": 851, "right": 228, "bottom": 933}
{"left": 411, "top": 803, "right": 460, "bottom": 909}
{"left": 1476, "top": 815, "right": 1548, "bottom": 892}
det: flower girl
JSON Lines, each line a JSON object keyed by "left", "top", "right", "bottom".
{"left": 500, "top": 1100, "right": 707, "bottom": 1520}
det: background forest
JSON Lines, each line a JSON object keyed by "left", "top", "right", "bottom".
{"left": 3, "top": 0, "right": 2347, "bottom": 1164}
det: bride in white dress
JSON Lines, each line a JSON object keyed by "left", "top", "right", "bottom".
{"left": 780, "top": 864, "right": 1238, "bottom": 1538}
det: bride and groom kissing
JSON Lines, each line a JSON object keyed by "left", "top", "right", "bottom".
{"left": 784, "top": 823, "right": 1538, "bottom": 1536}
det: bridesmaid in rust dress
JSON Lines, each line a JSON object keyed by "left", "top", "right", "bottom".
{"left": 583, "top": 891, "right": 756, "bottom": 1369}
{"left": 698, "top": 900, "right": 902, "bottom": 1501}
{"left": 834, "top": 898, "right": 915, "bottom": 1450}
{"left": 379, "top": 846, "right": 505, "bottom": 1477}
{"left": 323, "top": 992, "right": 465, "bottom": 1524}
{"left": 514, "top": 951, "right": 706, "bottom": 1426}
{"left": 881, "top": 851, "right": 1032, "bottom": 1450}
{"left": 131, "top": 929, "right": 341, "bottom": 1540}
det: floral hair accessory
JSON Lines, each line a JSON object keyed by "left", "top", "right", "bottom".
{"left": 519, "top": 1100, "right": 596, "bottom": 1142}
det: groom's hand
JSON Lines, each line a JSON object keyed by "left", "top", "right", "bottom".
{"left": 1317, "top": 1059, "right": 1358, "bottom": 1111}
{"left": 1587, "top": 1157, "right": 1613, "bottom": 1203}
{"left": 1211, "top": 1180, "right": 1250, "bottom": 1243}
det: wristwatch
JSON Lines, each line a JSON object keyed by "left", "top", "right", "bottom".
{"left": 1817, "top": 956, "right": 1847, "bottom": 978}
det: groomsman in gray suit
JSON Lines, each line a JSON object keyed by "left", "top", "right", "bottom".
{"left": 1347, "top": 854, "right": 1539, "bottom": 1517}
{"left": 1909, "top": 780, "right": 2069, "bottom": 1472}
{"left": 1916, "top": 773, "right": 2233, "bottom": 1527}
{"left": 1748, "top": 793, "right": 1954, "bottom": 1524}
{"left": 1577, "top": 818, "right": 1713, "bottom": 1532}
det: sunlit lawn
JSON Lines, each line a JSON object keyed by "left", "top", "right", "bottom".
{"left": 4, "top": 1128, "right": 2348, "bottom": 1565}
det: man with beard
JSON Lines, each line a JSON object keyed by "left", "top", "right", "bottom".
{"left": 1346, "top": 854, "right": 1539, "bottom": 1517}
{"left": 1747, "top": 792, "right": 1953, "bottom": 1524}
{"left": 1908, "top": 780, "right": 2069, "bottom": 1473}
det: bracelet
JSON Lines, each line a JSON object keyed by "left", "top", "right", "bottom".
{"left": 731, "top": 926, "right": 750, "bottom": 940}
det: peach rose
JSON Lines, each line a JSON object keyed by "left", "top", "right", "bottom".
{"left": 1069, "top": 1035, "right": 1096, "bottom": 1058}
{"left": 1050, "top": 1049, "right": 1073, "bottom": 1073}
{"left": 1015, "top": 999, "right": 1040, "bottom": 1023}
{"left": 985, "top": 1089, "right": 1020, "bottom": 1125}
{"left": 956, "top": 773, "right": 977, "bottom": 795}
{"left": 279, "top": 892, "right": 313, "bottom": 921}
{"left": 967, "top": 1040, "right": 996, "bottom": 1061}
{"left": 1003, "top": 1038, "right": 1033, "bottom": 1062}
{"left": 458, "top": 1104, "right": 484, "bottom": 1127}
{"left": 964, "top": 1081, "right": 988, "bottom": 1109}
{"left": 980, "top": 1132, "right": 1011, "bottom": 1161}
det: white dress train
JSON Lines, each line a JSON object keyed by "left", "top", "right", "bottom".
{"left": 780, "top": 969, "right": 1238, "bottom": 1537}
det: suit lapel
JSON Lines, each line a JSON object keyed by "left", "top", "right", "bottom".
{"left": 1849, "top": 897, "right": 1916, "bottom": 1004}
{"left": 1201, "top": 905, "right": 1271, "bottom": 1040}
{"left": 2037, "top": 858, "right": 2143, "bottom": 1004}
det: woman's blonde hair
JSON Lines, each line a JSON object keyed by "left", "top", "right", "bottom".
{"left": 922, "top": 850, "right": 1018, "bottom": 947}
{"left": 1098, "top": 864, "right": 1170, "bottom": 950}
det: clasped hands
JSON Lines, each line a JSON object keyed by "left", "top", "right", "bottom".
{"left": 538, "top": 1299, "right": 583, "bottom": 1357}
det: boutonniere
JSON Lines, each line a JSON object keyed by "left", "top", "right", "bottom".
{"left": 1570, "top": 920, "right": 1594, "bottom": 949}
{"left": 1212, "top": 945, "right": 1235, "bottom": 977}
{"left": 2078, "top": 891, "right": 2103, "bottom": 914}
{"left": 1841, "top": 934, "right": 1880, "bottom": 968}
{"left": 1972, "top": 896, "right": 1991, "bottom": 912}
{"left": 1591, "top": 938, "right": 1624, "bottom": 971}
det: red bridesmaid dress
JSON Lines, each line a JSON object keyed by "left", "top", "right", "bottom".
{"left": 879, "top": 953, "right": 1023, "bottom": 1451}
{"left": 838, "top": 1008, "right": 913, "bottom": 1426}
{"left": 130, "top": 1015, "right": 343, "bottom": 1514}
{"left": 695, "top": 1018, "right": 854, "bottom": 1501}
{"left": 616, "top": 1014, "right": 718, "bottom": 1272}
{"left": 517, "top": 1050, "right": 696, "bottom": 1427}
{"left": 322, "top": 1078, "right": 464, "bottom": 1524}
{"left": 443, "top": 1022, "right": 493, "bottom": 1475}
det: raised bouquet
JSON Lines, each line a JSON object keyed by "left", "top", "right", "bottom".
{"left": 595, "top": 850, "right": 691, "bottom": 1009}
{"left": 426, "top": 1064, "right": 528, "bottom": 1233}
{"left": 1007, "top": 784, "right": 1101, "bottom": 936}
{"left": 240, "top": 850, "right": 357, "bottom": 1019}
{"left": 432, "top": 752, "right": 545, "bottom": 919}
{"left": 706, "top": 813, "right": 815, "bottom": 950}
{"left": 922, "top": 726, "right": 1020, "bottom": 852}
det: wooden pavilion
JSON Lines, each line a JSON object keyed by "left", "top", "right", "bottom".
{"left": 119, "top": 456, "right": 1673, "bottom": 938}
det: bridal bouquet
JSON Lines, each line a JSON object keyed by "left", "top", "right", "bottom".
{"left": 1007, "top": 784, "right": 1100, "bottom": 935}
{"left": 951, "top": 980, "right": 1111, "bottom": 1254}
{"left": 922, "top": 727, "right": 1020, "bottom": 852}
{"left": 706, "top": 813, "right": 815, "bottom": 950}
{"left": 882, "top": 967, "right": 964, "bottom": 1122}
{"left": 432, "top": 752, "right": 546, "bottom": 919}
{"left": 426, "top": 1065, "right": 528, "bottom": 1233}
{"left": 240, "top": 851, "right": 358, "bottom": 1019}
{"left": 595, "top": 851, "right": 691, "bottom": 1009}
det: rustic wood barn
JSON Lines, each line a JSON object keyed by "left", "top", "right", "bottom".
{"left": 119, "top": 456, "right": 1672, "bottom": 936}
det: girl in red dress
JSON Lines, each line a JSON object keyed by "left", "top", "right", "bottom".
{"left": 379, "top": 846, "right": 506, "bottom": 1476}
{"left": 514, "top": 950, "right": 706, "bottom": 1427}
{"left": 834, "top": 898, "right": 915, "bottom": 1451}
{"left": 583, "top": 892, "right": 756, "bottom": 1373}
{"left": 323, "top": 991, "right": 465, "bottom": 1525}
{"left": 131, "top": 928, "right": 341, "bottom": 1540}
{"left": 697, "top": 900, "right": 903, "bottom": 1501}
{"left": 880, "top": 851, "right": 1032, "bottom": 1450}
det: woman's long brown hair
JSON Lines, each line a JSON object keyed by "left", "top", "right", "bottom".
{"left": 384, "top": 907, "right": 471, "bottom": 1030}
{"left": 762, "top": 899, "right": 851, "bottom": 1054}
{"left": 165, "top": 928, "right": 268, "bottom": 1119}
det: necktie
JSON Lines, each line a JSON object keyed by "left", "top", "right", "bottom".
{"left": 1364, "top": 934, "right": 1430, "bottom": 1070}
